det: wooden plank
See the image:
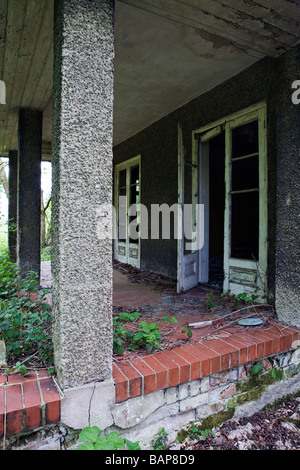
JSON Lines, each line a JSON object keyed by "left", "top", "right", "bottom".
{"left": 119, "top": 0, "right": 283, "bottom": 56}
{"left": 254, "top": 0, "right": 300, "bottom": 24}
{"left": 0, "top": 0, "right": 27, "bottom": 155}
{"left": 216, "top": 0, "right": 300, "bottom": 37}
{"left": 0, "top": 0, "right": 8, "bottom": 79}
{"left": 30, "top": 44, "right": 53, "bottom": 110}
{"left": 182, "top": 0, "right": 299, "bottom": 48}
{"left": 10, "top": 0, "right": 47, "bottom": 107}
{"left": 22, "top": 0, "right": 53, "bottom": 109}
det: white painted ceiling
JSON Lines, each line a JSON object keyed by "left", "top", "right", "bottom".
{"left": 0, "top": 0, "right": 299, "bottom": 158}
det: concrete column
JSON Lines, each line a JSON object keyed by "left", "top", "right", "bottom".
{"left": 52, "top": 0, "right": 115, "bottom": 389}
{"left": 8, "top": 150, "right": 18, "bottom": 262}
{"left": 17, "top": 108, "right": 42, "bottom": 279}
{"left": 275, "top": 44, "right": 300, "bottom": 327}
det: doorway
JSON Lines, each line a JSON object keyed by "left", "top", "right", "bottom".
{"left": 208, "top": 132, "right": 225, "bottom": 287}
{"left": 178, "top": 103, "right": 268, "bottom": 298}
{"left": 114, "top": 155, "right": 141, "bottom": 268}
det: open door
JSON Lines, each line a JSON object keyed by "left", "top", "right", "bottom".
{"left": 178, "top": 104, "right": 267, "bottom": 297}
{"left": 197, "top": 103, "right": 268, "bottom": 298}
{"left": 223, "top": 106, "right": 268, "bottom": 297}
{"left": 114, "top": 155, "right": 141, "bottom": 268}
{"left": 177, "top": 123, "right": 199, "bottom": 292}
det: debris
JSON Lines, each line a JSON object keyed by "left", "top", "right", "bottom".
{"left": 189, "top": 321, "right": 213, "bottom": 329}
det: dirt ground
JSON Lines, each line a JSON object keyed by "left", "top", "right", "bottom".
{"left": 172, "top": 395, "right": 300, "bottom": 451}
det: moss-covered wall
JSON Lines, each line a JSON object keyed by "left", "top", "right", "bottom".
{"left": 113, "top": 51, "right": 281, "bottom": 286}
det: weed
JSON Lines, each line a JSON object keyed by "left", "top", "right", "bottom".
{"left": 0, "top": 252, "right": 53, "bottom": 367}
{"left": 77, "top": 426, "right": 141, "bottom": 450}
{"left": 181, "top": 321, "right": 193, "bottom": 338}
{"left": 5, "top": 361, "right": 28, "bottom": 376}
{"left": 250, "top": 362, "right": 263, "bottom": 376}
{"left": 113, "top": 312, "right": 179, "bottom": 354}
{"left": 205, "top": 292, "right": 216, "bottom": 310}
{"left": 151, "top": 427, "right": 168, "bottom": 450}
{"left": 187, "top": 423, "right": 215, "bottom": 441}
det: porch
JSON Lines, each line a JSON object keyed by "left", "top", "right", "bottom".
{"left": 0, "top": 0, "right": 299, "bottom": 450}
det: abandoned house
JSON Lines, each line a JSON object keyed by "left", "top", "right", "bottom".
{"left": 0, "top": 0, "right": 300, "bottom": 449}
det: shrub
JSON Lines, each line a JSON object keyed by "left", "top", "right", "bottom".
{"left": 0, "top": 252, "right": 53, "bottom": 366}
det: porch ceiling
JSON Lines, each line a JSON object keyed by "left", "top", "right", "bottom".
{"left": 0, "top": 0, "right": 299, "bottom": 159}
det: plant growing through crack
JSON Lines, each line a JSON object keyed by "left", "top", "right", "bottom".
{"left": 187, "top": 423, "right": 215, "bottom": 441}
{"left": 151, "top": 427, "right": 169, "bottom": 450}
{"left": 77, "top": 426, "right": 141, "bottom": 450}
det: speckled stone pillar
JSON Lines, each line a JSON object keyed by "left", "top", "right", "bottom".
{"left": 275, "top": 44, "right": 300, "bottom": 327}
{"left": 8, "top": 150, "right": 18, "bottom": 262}
{"left": 17, "top": 108, "right": 42, "bottom": 279}
{"left": 52, "top": 0, "right": 115, "bottom": 389}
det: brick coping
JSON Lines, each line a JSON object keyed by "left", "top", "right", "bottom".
{"left": 0, "top": 369, "right": 61, "bottom": 438}
{"left": 112, "top": 325, "right": 300, "bottom": 403}
{"left": 1, "top": 324, "right": 299, "bottom": 438}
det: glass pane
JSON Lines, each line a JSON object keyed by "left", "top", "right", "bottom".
{"left": 232, "top": 155, "right": 259, "bottom": 191}
{"left": 231, "top": 191, "right": 259, "bottom": 260}
{"left": 130, "top": 165, "right": 139, "bottom": 185}
{"left": 129, "top": 224, "right": 139, "bottom": 244}
{"left": 118, "top": 169, "right": 126, "bottom": 188}
{"left": 130, "top": 184, "right": 139, "bottom": 205}
{"left": 118, "top": 224, "right": 127, "bottom": 242}
{"left": 119, "top": 187, "right": 126, "bottom": 197}
{"left": 232, "top": 121, "right": 258, "bottom": 159}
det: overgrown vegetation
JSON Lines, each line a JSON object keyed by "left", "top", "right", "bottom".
{"left": 113, "top": 311, "right": 180, "bottom": 355}
{"left": 77, "top": 426, "right": 141, "bottom": 450}
{"left": 0, "top": 251, "right": 53, "bottom": 369}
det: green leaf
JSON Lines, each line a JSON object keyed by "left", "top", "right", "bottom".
{"left": 126, "top": 440, "right": 141, "bottom": 450}
{"left": 78, "top": 442, "right": 96, "bottom": 450}
{"left": 270, "top": 369, "right": 277, "bottom": 379}
{"left": 94, "top": 436, "right": 115, "bottom": 450}
{"left": 107, "top": 431, "right": 126, "bottom": 449}
{"left": 133, "top": 331, "right": 144, "bottom": 341}
{"left": 251, "top": 363, "right": 263, "bottom": 376}
{"left": 20, "top": 365, "right": 28, "bottom": 376}
{"left": 161, "top": 316, "right": 170, "bottom": 323}
{"left": 79, "top": 426, "right": 100, "bottom": 444}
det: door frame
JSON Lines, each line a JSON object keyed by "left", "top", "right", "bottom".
{"left": 186, "top": 101, "right": 268, "bottom": 296}
{"left": 114, "top": 155, "right": 141, "bottom": 268}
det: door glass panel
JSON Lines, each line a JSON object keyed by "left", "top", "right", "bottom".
{"left": 231, "top": 186, "right": 259, "bottom": 260}
{"left": 116, "top": 163, "right": 140, "bottom": 247}
{"left": 119, "top": 169, "right": 126, "bottom": 188}
{"left": 230, "top": 119, "right": 259, "bottom": 261}
{"left": 130, "top": 165, "right": 139, "bottom": 186}
{"left": 231, "top": 155, "right": 259, "bottom": 192}
{"left": 232, "top": 121, "right": 258, "bottom": 158}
